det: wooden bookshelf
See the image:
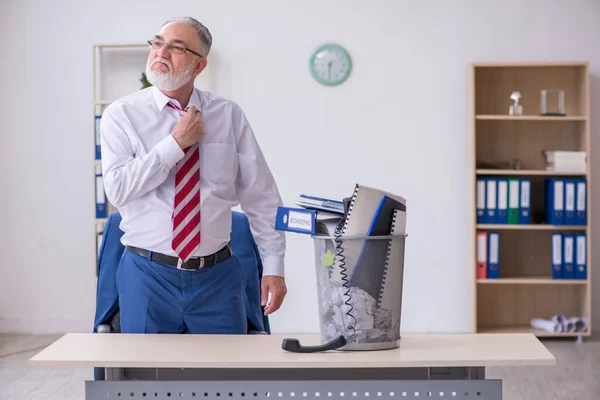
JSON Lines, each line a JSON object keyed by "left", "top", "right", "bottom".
{"left": 469, "top": 62, "right": 591, "bottom": 339}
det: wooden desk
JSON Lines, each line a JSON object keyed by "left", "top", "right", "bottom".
{"left": 30, "top": 333, "right": 555, "bottom": 400}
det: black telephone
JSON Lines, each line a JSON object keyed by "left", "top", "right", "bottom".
{"left": 281, "top": 335, "right": 347, "bottom": 353}
{"left": 281, "top": 196, "right": 355, "bottom": 353}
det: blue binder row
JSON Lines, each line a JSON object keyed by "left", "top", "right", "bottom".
{"left": 476, "top": 177, "right": 530, "bottom": 224}
{"left": 545, "top": 178, "right": 587, "bottom": 225}
{"left": 552, "top": 232, "right": 587, "bottom": 279}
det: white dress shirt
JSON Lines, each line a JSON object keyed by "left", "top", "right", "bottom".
{"left": 100, "top": 86, "right": 286, "bottom": 277}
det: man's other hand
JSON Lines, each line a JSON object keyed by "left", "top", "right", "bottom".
{"left": 261, "top": 276, "right": 287, "bottom": 315}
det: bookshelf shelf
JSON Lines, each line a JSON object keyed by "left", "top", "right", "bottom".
{"left": 478, "top": 326, "right": 588, "bottom": 337}
{"left": 476, "top": 169, "right": 586, "bottom": 176}
{"left": 470, "top": 62, "right": 591, "bottom": 339}
{"left": 477, "top": 277, "right": 588, "bottom": 285}
{"left": 475, "top": 115, "right": 587, "bottom": 121}
{"left": 476, "top": 224, "right": 586, "bottom": 231}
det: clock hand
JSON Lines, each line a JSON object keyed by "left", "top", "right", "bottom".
{"left": 328, "top": 61, "right": 332, "bottom": 80}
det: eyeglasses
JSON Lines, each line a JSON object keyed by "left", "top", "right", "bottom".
{"left": 147, "top": 39, "right": 204, "bottom": 58}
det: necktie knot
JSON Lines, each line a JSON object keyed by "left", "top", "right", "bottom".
{"left": 167, "top": 102, "right": 188, "bottom": 113}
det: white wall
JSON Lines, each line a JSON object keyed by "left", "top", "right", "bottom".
{"left": 1, "top": 0, "right": 599, "bottom": 334}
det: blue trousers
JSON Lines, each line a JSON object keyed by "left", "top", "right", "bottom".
{"left": 117, "top": 249, "right": 247, "bottom": 334}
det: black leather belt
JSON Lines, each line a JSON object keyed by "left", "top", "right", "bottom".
{"left": 126, "top": 243, "right": 232, "bottom": 271}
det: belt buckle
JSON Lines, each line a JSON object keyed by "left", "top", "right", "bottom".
{"left": 177, "top": 257, "right": 204, "bottom": 271}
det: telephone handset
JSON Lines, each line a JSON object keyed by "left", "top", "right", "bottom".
{"left": 281, "top": 335, "right": 347, "bottom": 353}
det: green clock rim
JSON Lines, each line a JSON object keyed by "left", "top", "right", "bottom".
{"left": 309, "top": 43, "right": 352, "bottom": 86}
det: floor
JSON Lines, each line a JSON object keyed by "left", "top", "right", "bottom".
{"left": 1, "top": 333, "right": 599, "bottom": 399}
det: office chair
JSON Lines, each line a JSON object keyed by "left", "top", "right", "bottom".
{"left": 94, "top": 210, "right": 271, "bottom": 335}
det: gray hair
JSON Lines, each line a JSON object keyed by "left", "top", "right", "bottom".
{"left": 161, "top": 16, "right": 212, "bottom": 57}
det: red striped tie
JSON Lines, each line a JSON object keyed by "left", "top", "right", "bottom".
{"left": 167, "top": 102, "right": 201, "bottom": 262}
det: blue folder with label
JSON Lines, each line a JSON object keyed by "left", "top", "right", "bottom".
{"left": 575, "top": 233, "right": 587, "bottom": 279}
{"left": 551, "top": 233, "right": 562, "bottom": 279}
{"left": 487, "top": 232, "right": 499, "bottom": 278}
{"left": 562, "top": 233, "right": 575, "bottom": 279}
{"left": 275, "top": 206, "right": 317, "bottom": 235}
{"left": 545, "top": 178, "right": 564, "bottom": 225}
{"left": 575, "top": 179, "right": 587, "bottom": 225}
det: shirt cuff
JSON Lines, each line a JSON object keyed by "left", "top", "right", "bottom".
{"left": 261, "top": 255, "right": 285, "bottom": 278}
{"left": 154, "top": 134, "right": 184, "bottom": 169}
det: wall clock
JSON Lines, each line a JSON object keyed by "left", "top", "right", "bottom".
{"left": 309, "top": 43, "right": 352, "bottom": 86}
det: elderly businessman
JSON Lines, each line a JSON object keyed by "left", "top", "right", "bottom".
{"left": 100, "top": 16, "right": 287, "bottom": 334}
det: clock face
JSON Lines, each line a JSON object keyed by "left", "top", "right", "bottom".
{"left": 310, "top": 44, "right": 352, "bottom": 86}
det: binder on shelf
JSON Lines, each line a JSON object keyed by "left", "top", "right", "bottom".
{"left": 476, "top": 231, "right": 487, "bottom": 279}
{"left": 95, "top": 115, "right": 101, "bottom": 159}
{"left": 575, "top": 178, "right": 587, "bottom": 226}
{"left": 575, "top": 233, "right": 587, "bottom": 280}
{"left": 507, "top": 178, "right": 520, "bottom": 224}
{"left": 562, "top": 233, "right": 575, "bottom": 279}
{"left": 519, "top": 178, "right": 531, "bottom": 224}
{"left": 485, "top": 178, "right": 497, "bottom": 224}
{"left": 551, "top": 233, "right": 562, "bottom": 279}
{"left": 476, "top": 178, "right": 486, "bottom": 224}
{"left": 487, "top": 232, "right": 499, "bottom": 279}
{"left": 564, "top": 179, "right": 576, "bottom": 225}
{"left": 496, "top": 178, "right": 508, "bottom": 224}
{"left": 545, "top": 178, "right": 564, "bottom": 225}
{"left": 95, "top": 163, "right": 107, "bottom": 219}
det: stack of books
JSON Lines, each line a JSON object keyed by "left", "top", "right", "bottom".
{"left": 295, "top": 194, "right": 345, "bottom": 217}
{"left": 544, "top": 151, "right": 586, "bottom": 173}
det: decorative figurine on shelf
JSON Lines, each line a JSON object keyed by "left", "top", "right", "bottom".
{"left": 541, "top": 89, "right": 565, "bottom": 116}
{"left": 140, "top": 72, "right": 153, "bottom": 89}
{"left": 509, "top": 91, "right": 523, "bottom": 115}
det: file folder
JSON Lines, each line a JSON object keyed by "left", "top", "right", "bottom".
{"left": 575, "top": 233, "right": 587, "bottom": 280}
{"left": 496, "top": 178, "right": 508, "bottom": 224}
{"left": 551, "top": 233, "right": 562, "bottom": 279}
{"left": 564, "top": 179, "right": 576, "bottom": 225}
{"left": 486, "top": 179, "right": 497, "bottom": 223}
{"left": 274, "top": 206, "right": 316, "bottom": 234}
{"left": 507, "top": 178, "right": 520, "bottom": 224}
{"left": 476, "top": 178, "right": 486, "bottom": 224}
{"left": 519, "top": 178, "right": 531, "bottom": 224}
{"left": 545, "top": 179, "right": 564, "bottom": 225}
{"left": 487, "top": 232, "right": 499, "bottom": 278}
{"left": 575, "top": 179, "right": 587, "bottom": 226}
{"left": 95, "top": 115, "right": 101, "bottom": 159}
{"left": 95, "top": 163, "right": 107, "bottom": 219}
{"left": 562, "top": 233, "right": 574, "bottom": 279}
{"left": 476, "top": 231, "right": 487, "bottom": 279}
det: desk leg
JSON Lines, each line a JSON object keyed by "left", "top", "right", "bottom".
{"left": 104, "top": 367, "right": 124, "bottom": 381}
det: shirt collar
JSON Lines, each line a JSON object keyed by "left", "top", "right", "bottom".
{"left": 152, "top": 86, "right": 202, "bottom": 112}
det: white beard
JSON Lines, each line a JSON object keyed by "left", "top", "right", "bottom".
{"left": 146, "top": 57, "right": 194, "bottom": 91}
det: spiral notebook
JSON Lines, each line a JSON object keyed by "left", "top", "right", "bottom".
{"left": 331, "top": 184, "right": 407, "bottom": 285}
{"left": 377, "top": 208, "right": 407, "bottom": 313}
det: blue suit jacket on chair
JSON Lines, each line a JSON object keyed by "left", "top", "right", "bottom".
{"left": 93, "top": 211, "right": 270, "bottom": 334}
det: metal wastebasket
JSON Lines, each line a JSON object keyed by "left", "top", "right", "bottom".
{"left": 312, "top": 232, "right": 407, "bottom": 351}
